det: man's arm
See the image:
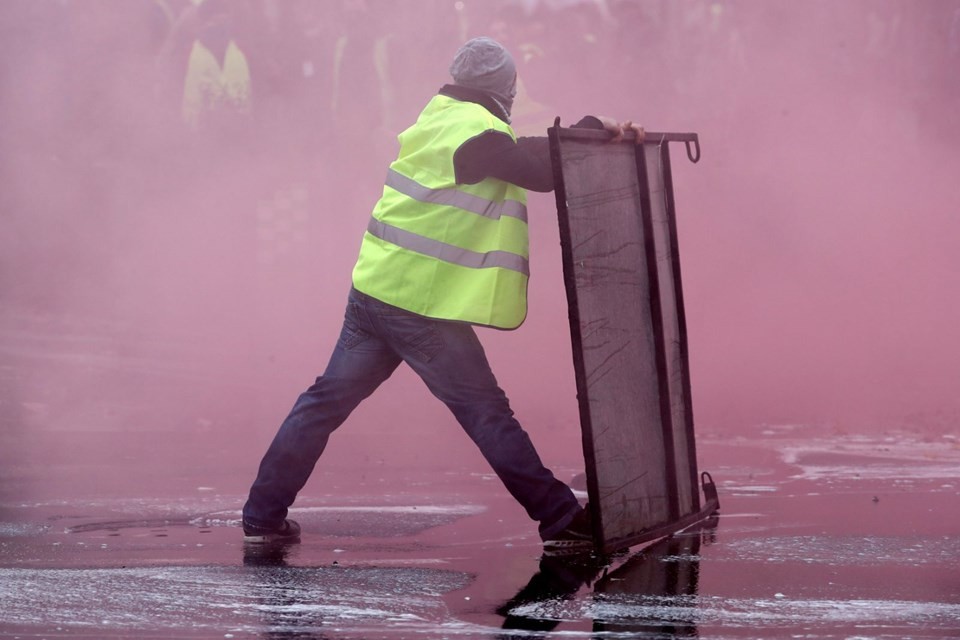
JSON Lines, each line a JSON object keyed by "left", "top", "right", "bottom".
{"left": 453, "top": 116, "right": 609, "bottom": 193}
{"left": 452, "top": 130, "right": 553, "bottom": 192}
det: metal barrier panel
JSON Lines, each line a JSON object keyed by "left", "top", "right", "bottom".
{"left": 642, "top": 142, "right": 697, "bottom": 518}
{"left": 548, "top": 124, "right": 716, "bottom": 554}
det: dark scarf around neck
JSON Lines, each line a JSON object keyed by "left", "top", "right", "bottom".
{"left": 439, "top": 84, "right": 512, "bottom": 124}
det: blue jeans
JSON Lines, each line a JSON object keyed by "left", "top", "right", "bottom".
{"left": 243, "top": 288, "right": 581, "bottom": 540}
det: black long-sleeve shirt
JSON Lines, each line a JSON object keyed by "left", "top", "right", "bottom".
{"left": 438, "top": 84, "right": 603, "bottom": 193}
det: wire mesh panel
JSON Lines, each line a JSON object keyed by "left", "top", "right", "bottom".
{"left": 548, "top": 123, "right": 716, "bottom": 554}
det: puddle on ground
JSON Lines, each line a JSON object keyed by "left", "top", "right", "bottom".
{"left": 1, "top": 426, "right": 958, "bottom": 638}
{"left": 0, "top": 564, "right": 474, "bottom": 638}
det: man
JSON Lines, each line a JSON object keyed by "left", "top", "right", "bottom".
{"left": 242, "top": 37, "right": 643, "bottom": 552}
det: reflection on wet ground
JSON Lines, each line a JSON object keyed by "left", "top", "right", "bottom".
{"left": 2, "top": 422, "right": 959, "bottom": 638}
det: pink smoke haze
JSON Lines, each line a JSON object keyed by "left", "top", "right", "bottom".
{"left": 2, "top": 1, "right": 958, "bottom": 485}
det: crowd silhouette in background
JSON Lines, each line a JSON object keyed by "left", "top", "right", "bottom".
{"left": 2, "top": 0, "right": 958, "bottom": 315}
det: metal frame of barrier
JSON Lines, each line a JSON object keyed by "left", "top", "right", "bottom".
{"left": 548, "top": 119, "right": 718, "bottom": 554}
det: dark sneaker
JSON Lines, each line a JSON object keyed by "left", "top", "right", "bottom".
{"left": 243, "top": 518, "right": 301, "bottom": 544}
{"left": 543, "top": 507, "right": 594, "bottom": 554}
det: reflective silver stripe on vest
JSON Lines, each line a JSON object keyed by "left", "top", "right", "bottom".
{"left": 367, "top": 218, "right": 529, "bottom": 276}
{"left": 386, "top": 169, "right": 527, "bottom": 223}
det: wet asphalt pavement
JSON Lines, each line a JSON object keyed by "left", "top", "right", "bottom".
{"left": 2, "top": 309, "right": 959, "bottom": 638}
{"left": 2, "top": 422, "right": 959, "bottom": 639}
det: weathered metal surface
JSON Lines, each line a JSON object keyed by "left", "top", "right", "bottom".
{"left": 549, "top": 124, "right": 711, "bottom": 553}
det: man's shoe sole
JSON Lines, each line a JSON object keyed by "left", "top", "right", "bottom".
{"left": 544, "top": 538, "right": 593, "bottom": 547}
{"left": 542, "top": 538, "right": 594, "bottom": 555}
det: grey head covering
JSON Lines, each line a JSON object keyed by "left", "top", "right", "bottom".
{"left": 449, "top": 37, "right": 517, "bottom": 118}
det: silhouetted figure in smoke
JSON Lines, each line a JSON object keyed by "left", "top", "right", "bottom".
{"left": 179, "top": 0, "right": 253, "bottom": 139}
{"left": 241, "top": 37, "right": 643, "bottom": 552}
{"left": 326, "top": 0, "right": 407, "bottom": 181}
{"left": 151, "top": 0, "right": 265, "bottom": 350}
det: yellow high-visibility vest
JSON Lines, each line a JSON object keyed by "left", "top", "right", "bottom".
{"left": 352, "top": 94, "right": 529, "bottom": 329}
{"left": 181, "top": 39, "right": 251, "bottom": 130}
